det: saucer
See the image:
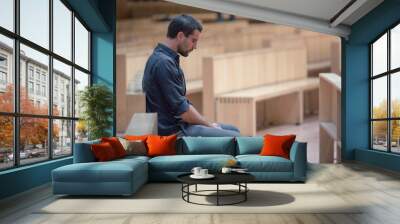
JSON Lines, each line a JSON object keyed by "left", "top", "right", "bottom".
{"left": 190, "top": 174, "right": 215, "bottom": 179}
{"left": 232, "top": 170, "right": 249, "bottom": 174}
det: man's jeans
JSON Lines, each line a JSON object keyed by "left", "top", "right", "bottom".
{"left": 181, "top": 123, "right": 240, "bottom": 137}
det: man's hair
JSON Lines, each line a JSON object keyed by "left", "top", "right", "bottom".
{"left": 167, "top": 14, "right": 203, "bottom": 38}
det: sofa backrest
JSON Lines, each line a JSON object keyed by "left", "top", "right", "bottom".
{"left": 178, "top": 137, "right": 236, "bottom": 155}
{"left": 73, "top": 139, "right": 100, "bottom": 163}
{"left": 236, "top": 136, "right": 264, "bottom": 155}
{"left": 74, "top": 137, "right": 301, "bottom": 160}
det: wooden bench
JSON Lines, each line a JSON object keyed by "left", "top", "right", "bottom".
{"left": 202, "top": 46, "right": 322, "bottom": 135}
{"left": 268, "top": 31, "right": 340, "bottom": 73}
{"left": 203, "top": 46, "right": 309, "bottom": 121}
{"left": 216, "top": 78, "right": 319, "bottom": 136}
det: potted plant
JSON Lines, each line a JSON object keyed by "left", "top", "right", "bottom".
{"left": 79, "top": 84, "right": 113, "bottom": 140}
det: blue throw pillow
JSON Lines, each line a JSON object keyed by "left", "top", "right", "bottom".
{"left": 236, "top": 137, "right": 264, "bottom": 155}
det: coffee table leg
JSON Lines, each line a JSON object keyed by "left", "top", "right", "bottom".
{"left": 217, "top": 184, "right": 219, "bottom": 206}
{"left": 195, "top": 184, "right": 197, "bottom": 192}
{"left": 245, "top": 183, "right": 247, "bottom": 201}
{"left": 187, "top": 184, "right": 190, "bottom": 202}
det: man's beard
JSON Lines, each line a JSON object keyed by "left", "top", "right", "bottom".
{"left": 177, "top": 46, "right": 191, "bottom": 57}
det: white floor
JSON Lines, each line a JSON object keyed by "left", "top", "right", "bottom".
{"left": 257, "top": 116, "right": 319, "bottom": 163}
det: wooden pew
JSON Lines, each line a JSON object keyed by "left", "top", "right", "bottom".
{"left": 122, "top": 45, "right": 224, "bottom": 90}
{"left": 267, "top": 33, "right": 340, "bottom": 116}
{"left": 117, "top": 20, "right": 249, "bottom": 45}
{"left": 116, "top": 22, "right": 298, "bottom": 54}
{"left": 268, "top": 32, "right": 340, "bottom": 73}
{"left": 203, "top": 46, "right": 318, "bottom": 135}
{"left": 216, "top": 78, "right": 319, "bottom": 136}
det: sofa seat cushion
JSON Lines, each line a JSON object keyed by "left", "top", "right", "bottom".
{"left": 53, "top": 159, "right": 147, "bottom": 183}
{"left": 149, "top": 154, "right": 235, "bottom": 172}
{"left": 236, "top": 155, "right": 293, "bottom": 172}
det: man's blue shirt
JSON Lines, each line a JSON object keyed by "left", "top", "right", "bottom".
{"left": 142, "top": 43, "right": 190, "bottom": 135}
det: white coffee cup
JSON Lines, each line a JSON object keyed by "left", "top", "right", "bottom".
{"left": 221, "top": 167, "right": 232, "bottom": 174}
{"left": 200, "top": 169, "right": 208, "bottom": 176}
{"left": 191, "top": 167, "right": 202, "bottom": 176}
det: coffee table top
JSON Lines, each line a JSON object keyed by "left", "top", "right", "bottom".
{"left": 177, "top": 172, "right": 255, "bottom": 185}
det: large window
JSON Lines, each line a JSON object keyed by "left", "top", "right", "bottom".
{"left": 371, "top": 23, "right": 400, "bottom": 153}
{"left": 0, "top": 0, "right": 91, "bottom": 171}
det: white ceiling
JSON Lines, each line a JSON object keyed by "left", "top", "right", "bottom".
{"left": 165, "top": 0, "right": 384, "bottom": 38}
{"left": 226, "top": 0, "right": 352, "bottom": 22}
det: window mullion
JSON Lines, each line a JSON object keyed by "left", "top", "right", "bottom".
{"left": 71, "top": 10, "right": 76, "bottom": 154}
{"left": 388, "top": 30, "right": 391, "bottom": 152}
{"left": 49, "top": 0, "right": 53, "bottom": 160}
{"left": 370, "top": 45, "right": 373, "bottom": 149}
{"left": 14, "top": 0, "right": 20, "bottom": 166}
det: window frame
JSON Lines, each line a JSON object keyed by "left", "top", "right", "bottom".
{"left": 370, "top": 21, "right": 400, "bottom": 154}
{"left": 0, "top": 0, "right": 92, "bottom": 171}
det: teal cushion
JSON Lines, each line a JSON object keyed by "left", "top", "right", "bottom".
{"left": 53, "top": 163, "right": 133, "bottom": 182}
{"left": 179, "top": 137, "right": 236, "bottom": 155}
{"left": 52, "top": 159, "right": 147, "bottom": 183}
{"left": 149, "top": 154, "right": 235, "bottom": 172}
{"left": 236, "top": 155, "right": 293, "bottom": 172}
{"left": 236, "top": 137, "right": 263, "bottom": 155}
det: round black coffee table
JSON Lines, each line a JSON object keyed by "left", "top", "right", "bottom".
{"left": 177, "top": 173, "right": 255, "bottom": 206}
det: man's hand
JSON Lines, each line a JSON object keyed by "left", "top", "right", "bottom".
{"left": 211, "top": 123, "right": 222, "bottom": 129}
{"left": 181, "top": 105, "right": 224, "bottom": 130}
{"left": 181, "top": 105, "right": 212, "bottom": 127}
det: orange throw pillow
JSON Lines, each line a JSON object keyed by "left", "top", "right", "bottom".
{"left": 146, "top": 135, "right": 177, "bottom": 157}
{"left": 91, "top": 142, "right": 117, "bottom": 161}
{"left": 101, "top": 137, "right": 127, "bottom": 158}
{"left": 260, "top": 134, "right": 296, "bottom": 159}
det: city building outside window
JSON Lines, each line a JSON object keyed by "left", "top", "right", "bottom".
{"left": 35, "top": 70, "right": 40, "bottom": 81}
{"left": 28, "top": 67, "right": 34, "bottom": 80}
{"left": 28, "top": 81, "right": 34, "bottom": 94}
{"left": 0, "top": 54, "right": 7, "bottom": 67}
{"left": 0, "top": 54, "right": 7, "bottom": 87}
{"left": 0, "top": 71, "right": 6, "bottom": 85}
{"left": 41, "top": 73, "right": 46, "bottom": 82}
{"left": 36, "top": 83, "right": 40, "bottom": 95}
{"left": 42, "top": 85, "right": 46, "bottom": 97}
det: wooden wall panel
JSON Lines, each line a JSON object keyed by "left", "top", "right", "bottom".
{"left": 116, "top": 54, "right": 127, "bottom": 134}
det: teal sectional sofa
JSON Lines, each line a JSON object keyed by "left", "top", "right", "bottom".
{"left": 52, "top": 137, "right": 307, "bottom": 196}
